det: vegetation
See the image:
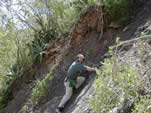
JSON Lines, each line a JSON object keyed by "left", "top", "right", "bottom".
{"left": 132, "top": 96, "right": 151, "bottom": 113}
{"left": 72, "top": 0, "right": 133, "bottom": 24}
{"left": 100, "top": 0, "right": 133, "bottom": 24}
{"left": 90, "top": 43, "right": 140, "bottom": 113}
{"left": 0, "top": 0, "right": 135, "bottom": 110}
{"left": 90, "top": 37, "right": 151, "bottom": 113}
{"left": 31, "top": 65, "right": 56, "bottom": 105}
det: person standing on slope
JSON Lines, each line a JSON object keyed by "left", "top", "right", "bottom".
{"left": 56, "top": 54, "right": 96, "bottom": 113}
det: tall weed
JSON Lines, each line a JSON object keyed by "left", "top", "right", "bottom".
{"left": 31, "top": 65, "right": 56, "bottom": 105}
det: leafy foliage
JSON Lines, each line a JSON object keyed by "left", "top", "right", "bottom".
{"left": 90, "top": 37, "right": 151, "bottom": 113}
{"left": 29, "top": 27, "right": 58, "bottom": 64}
{"left": 101, "top": 0, "right": 133, "bottom": 24}
{"left": 90, "top": 57, "right": 140, "bottom": 113}
{"left": 90, "top": 39, "right": 140, "bottom": 113}
{"left": 0, "top": 27, "right": 17, "bottom": 109}
{"left": 0, "top": 25, "right": 34, "bottom": 109}
{"left": 72, "top": 0, "right": 133, "bottom": 24}
{"left": 132, "top": 96, "right": 151, "bottom": 113}
{"left": 31, "top": 65, "right": 56, "bottom": 105}
{"left": 0, "top": 80, "right": 9, "bottom": 109}
{"left": 0, "top": 0, "right": 134, "bottom": 110}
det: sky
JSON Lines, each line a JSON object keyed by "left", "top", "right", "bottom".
{"left": 0, "top": 0, "right": 72, "bottom": 30}
{"left": 0, "top": 0, "right": 31, "bottom": 29}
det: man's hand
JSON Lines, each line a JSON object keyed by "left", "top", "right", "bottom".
{"left": 86, "top": 67, "right": 96, "bottom": 72}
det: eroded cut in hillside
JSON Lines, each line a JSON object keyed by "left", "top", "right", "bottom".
{"left": 33, "top": 7, "right": 112, "bottom": 113}
{"left": 3, "top": 6, "right": 112, "bottom": 113}
{"left": 3, "top": 1, "right": 151, "bottom": 112}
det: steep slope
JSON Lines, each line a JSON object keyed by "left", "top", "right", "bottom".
{"left": 39, "top": 1, "right": 151, "bottom": 113}
{"left": 35, "top": 1, "right": 151, "bottom": 113}
{"left": 3, "top": 7, "right": 108, "bottom": 113}
{"left": 3, "top": 1, "right": 151, "bottom": 113}
{"left": 33, "top": 7, "right": 111, "bottom": 113}
{"left": 67, "top": 1, "right": 151, "bottom": 113}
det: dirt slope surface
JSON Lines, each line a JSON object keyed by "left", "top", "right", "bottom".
{"left": 3, "top": 7, "right": 107, "bottom": 113}
{"left": 36, "top": 1, "right": 151, "bottom": 112}
{"left": 3, "top": 1, "right": 151, "bottom": 112}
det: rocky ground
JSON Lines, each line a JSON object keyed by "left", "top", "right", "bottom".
{"left": 2, "top": 1, "right": 151, "bottom": 113}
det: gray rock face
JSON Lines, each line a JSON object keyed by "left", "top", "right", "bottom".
{"left": 65, "top": 76, "right": 95, "bottom": 113}
{"left": 42, "top": 97, "right": 61, "bottom": 113}
{"left": 40, "top": 73, "right": 96, "bottom": 113}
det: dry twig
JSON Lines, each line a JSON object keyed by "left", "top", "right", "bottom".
{"left": 113, "top": 34, "right": 151, "bottom": 48}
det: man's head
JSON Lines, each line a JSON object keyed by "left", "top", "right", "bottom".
{"left": 77, "top": 54, "right": 85, "bottom": 62}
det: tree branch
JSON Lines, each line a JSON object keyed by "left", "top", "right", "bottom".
{"left": 113, "top": 34, "right": 151, "bottom": 48}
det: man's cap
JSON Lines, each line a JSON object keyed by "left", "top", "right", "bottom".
{"left": 77, "top": 54, "right": 85, "bottom": 59}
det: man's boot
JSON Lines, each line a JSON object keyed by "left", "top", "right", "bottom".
{"left": 56, "top": 107, "right": 64, "bottom": 113}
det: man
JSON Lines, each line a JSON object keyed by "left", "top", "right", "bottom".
{"left": 56, "top": 54, "right": 96, "bottom": 113}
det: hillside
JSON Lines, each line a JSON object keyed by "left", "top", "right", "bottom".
{"left": 2, "top": 0, "right": 151, "bottom": 113}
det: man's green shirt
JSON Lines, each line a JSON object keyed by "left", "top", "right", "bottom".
{"left": 67, "top": 61, "right": 87, "bottom": 80}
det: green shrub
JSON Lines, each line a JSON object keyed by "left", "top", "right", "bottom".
{"left": 30, "top": 37, "right": 46, "bottom": 64}
{"left": 0, "top": 29, "right": 33, "bottom": 110}
{"left": 0, "top": 79, "right": 9, "bottom": 109}
{"left": 72, "top": 0, "right": 133, "bottom": 24}
{"left": 44, "top": 0, "right": 78, "bottom": 36}
{"left": 90, "top": 45, "right": 140, "bottom": 113}
{"left": 101, "top": 0, "right": 133, "bottom": 24}
{"left": 29, "top": 27, "right": 58, "bottom": 64}
{"left": 31, "top": 65, "right": 56, "bottom": 105}
{"left": 132, "top": 96, "right": 151, "bottom": 113}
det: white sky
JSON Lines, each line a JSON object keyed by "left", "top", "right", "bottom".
{"left": 0, "top": 0, "right": 31, "bottom": 29}
{"left": 0, "top": 0, "right": 72, "bottom": 30}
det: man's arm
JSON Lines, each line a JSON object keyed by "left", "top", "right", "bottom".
{"left": 86, "top": 66, "right": 96, "bottom": 72}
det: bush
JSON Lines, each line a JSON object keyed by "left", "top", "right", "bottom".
{"left": 29, "top": 27, "right": 58, "bottom": 64}
{"left": 0, "top": 79, "right": 9, "bottom": 109}
{"left": 90, "top": 37, "right": 151, "bottom": 113}
{"left": 31, "top": 65, "right": 56, "bottom": 105}
{"left": 0, "top": 29, "right": 33, "bottom": 110}
{"left": 101, "top": 0, "right": 133, "bottom": 24}
{"left": 132, "top": 96, "right": 151, "bottom": 113}
{"left": 90, "top": 44, "right": 140, "bottom": 113}
{"left": 72, "top": 0, "right": 133, "bottom": 24}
